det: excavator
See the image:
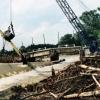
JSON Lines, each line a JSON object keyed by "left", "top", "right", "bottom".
{"left": 56, "top": 0, "right": 100, "bottom": 64}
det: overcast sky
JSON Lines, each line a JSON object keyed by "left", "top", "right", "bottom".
{"left": 0, "top": 0, "right": 100, "bottom": 50}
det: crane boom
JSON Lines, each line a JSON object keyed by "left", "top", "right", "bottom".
{"left": 56, "top": 0, "right": 81, "bottom": 33}
{"left": 56, "top": 0, "right": 88, "bottom": 44}
{"left": 56, "top": 0, "right": 98, "bottom": 53}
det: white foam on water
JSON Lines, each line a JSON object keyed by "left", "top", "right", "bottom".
{"left": 0, "top": 55, "right": 79, "bottom": 91}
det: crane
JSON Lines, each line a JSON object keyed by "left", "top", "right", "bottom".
{"left": 0, "top": 22, "right": 28, "bottom": 65}
{"left": 56, "top": 0, "right": 99, "bottom": 54}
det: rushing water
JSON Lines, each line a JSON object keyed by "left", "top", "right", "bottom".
{"left": 0, "top": 55, "right": 79, "bottom": 91}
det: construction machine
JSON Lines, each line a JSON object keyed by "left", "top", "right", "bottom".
{"left": 0, "top": 23, "right": 59, "bottom": 64}
{"left": 0, "top": 22, "right": 27, "bottom": 65}
{"left": 4, "top": 22, "right": 15, "bottom": 42}
{"left": 56, "top": 0, "right": 100, "bottom": 64}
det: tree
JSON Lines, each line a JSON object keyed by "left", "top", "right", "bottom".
{"left": 20, "top": 45, "right": 26, "bottom": 53}
{"left": 58, "top": 34, "right": 75, "bottom": 46}
{"left": 73, "top": 33, "right": 81, "bottom": 46}
{"left": 59, "top": 8, "right": 100, "bottom": 47}
{"left": 80, "top": 8, "right": 100, "bottom": 39}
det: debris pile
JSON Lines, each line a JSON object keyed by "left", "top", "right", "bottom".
{"left": 9, "top": 62, "right": 100, "bottom": 100}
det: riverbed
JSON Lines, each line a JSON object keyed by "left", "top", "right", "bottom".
{"left": 0, "top": 55, "right": 79, "bottom": 91}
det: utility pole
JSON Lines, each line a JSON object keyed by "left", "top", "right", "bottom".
{"left": 22, "top": 42, "right": 23, "bottom": 46}
{"left": 43, "top": 34, "right": 46, "bottom": 45}
{"left": 58, "top": 32, "right": 60, "bottom": 45}
{"left": 32, "top": 37, "right": 34, "bottom": 45}
{"left": 43, "top": 34, "right": 46, "bottom": 49}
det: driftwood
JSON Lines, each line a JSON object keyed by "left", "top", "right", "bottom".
{"left": 55, "top": 75, "right": 82, "bottom": 84}
{"left": 20, "top": 91, "right": 48, "bottom": 100}
{"left": 92, "top": 75, "right": 100, "bottom": 88}
{"left": 79, "top": 65, "right": 100, "bottom": 72}
{"left": 80, "top": 73, "right": 99, "bottom": 76}
{"left": 64, "top": 90, "right": 100, "bottom": 99}
{"left": 58, "top": 88, "right": 71, "bottom": 99}
{"left": 48, "top": 88, "right": 72, "bottom": 99}
{"left": 84, "top": 83, "right": 95, "bottom": 90}
{"left": 9, "top": 63, "right": 100, "bottom": 100}
{"left": 49, "top": 92, "right": 58, "bottom": 98}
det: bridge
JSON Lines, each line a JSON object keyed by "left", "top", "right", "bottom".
{"left": 0, "top": 46, "right": 81, "bottom": 63}
{"left": 27, "top": 46, "right": 81, "bottom": 58}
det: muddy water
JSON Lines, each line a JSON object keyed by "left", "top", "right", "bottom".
{"left": 0, "top": 63, "right": 30, "bottom": 77}
{"left": 0, "top": 55, "right": 79, "bottom": 91}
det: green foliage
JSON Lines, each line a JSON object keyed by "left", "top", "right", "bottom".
{"left": 59, "top": 8, "right": 100, "bottom": 46}
{"left": 26, "top": 44, "right": 57, "bottom": 52}
{"left": 20, "top": 45, "right": 26, "bottom": 53}
{"left": 73, "top": 33, "right": 81, "bottom": 46}
{"left": 80, "top": 9, "right": 100, "bottom": 38}
{"left": 0, "top": 44, "right": 57, "bottom": 56}
{"left": 58, "top": 34, "right": 81, "bottom": 46}
{"left": 58, "top": 34, "right": 74, "bottom": 45}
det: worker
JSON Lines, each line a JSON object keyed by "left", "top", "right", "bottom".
{"left": 52, "top": 67, "right": 55, "bottom": 76}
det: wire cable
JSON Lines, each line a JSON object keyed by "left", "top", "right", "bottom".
{"left": 77, "top": 0, "right": 95, "bottom": 24}
{"left": 77, "top": 0, "right": 90, "bottom": 11}
{"left": 10, "top": 0, "right": 13, "bottom": 23}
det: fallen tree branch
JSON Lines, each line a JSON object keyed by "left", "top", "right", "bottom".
{"left": 49, "top": 92, "right": 58, "bottom": 98}
{"left": 92, "top": 75, "right": 100, "bottom": 88}
{"left": 84, "top": 83, "right": 95, "bottom": 90}
{"left": 64, "top": 90, "right": 100, "bottom": 99}
{"left": 79, "top": 65, "right": 100, "bottom": 72}
{"left": 48, "top": 88, "right": 72, "bottom": 99}
{"left": 20, "top": 91, "right": 48, "bottom": 100}
{"left": 58, "top": 88, "right": 71, "bottom": 99}
{"left": 80, "top": 73, "right": 99, "bottom": 76}
{"left": 55, "top": 75, "right": 82, "bottom": 84}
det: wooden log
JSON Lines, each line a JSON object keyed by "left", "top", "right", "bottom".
{"left": 64, "top": 90, "right": 100, "bottom": 99}
{"left": 84, "top": 83, "right": 94, "bottom": 90}
{"left": 79, "top": 65, "right": 100, "bottom": 72}
{"left": 55, "top": 75, "right": 82, "bottom": 84}
{"left": 92, "top": 75, "right": 100, "bottom": 88}
{"left": 80, "top": 73, "right": 99, "bottom": 76}
{"left": 20, "top": 91, "right": 48, "bottom": 100}
{"left": 58, "top": 88, "right": 71, "bottom": 99}
{"left": 49, "top": 92, "right": 58, "bottom": 98}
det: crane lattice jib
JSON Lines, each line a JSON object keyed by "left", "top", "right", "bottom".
{"left": 56, "top": 0, "right": 89, "bottom": 44}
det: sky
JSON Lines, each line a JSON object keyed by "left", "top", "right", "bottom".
{"left": 0, "top": 0, "right": 100, "bottom": 50}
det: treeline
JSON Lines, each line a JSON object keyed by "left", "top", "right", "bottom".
{"left": 0, "top": 44, "right": 58, "bottom": 56}
{"left": 20, "top": 44, "right": 58, "bottom": 53}
{"left": 58, "top": 34, "right": 81, "bottom": 46}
